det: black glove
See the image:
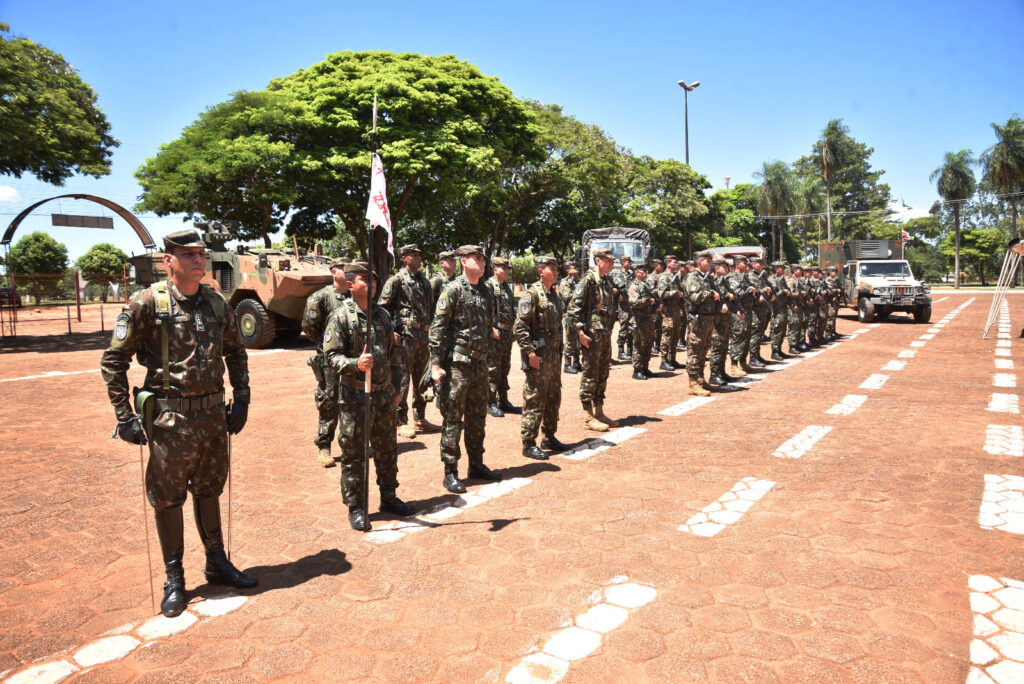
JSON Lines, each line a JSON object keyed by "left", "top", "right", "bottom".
{"left": 116, "top": 415, "right": 147, "bottom": 445}
{"left": 226, "top": 401, "right": 248, "bottom": 435}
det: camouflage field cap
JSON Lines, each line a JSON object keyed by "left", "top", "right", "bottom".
{"left": 535, "top": 255, "right": 559, "bottom": 267}
{"left": 733, "top": 254, "right": 749, "bottom": 264}
{"left": 650, "top": 258, "right": 663, "bottom": 266}
{"left": 711, "top": 257, "right": 727, "bottom": 266}
{"left": 491, "top": 256, "right": 511, "bottom": 267}
{"left": 663, "top": 254, "right": 679, "bottom": 262}
{"left": 685, "top": 261, "right": 695, "bottom": 268}
{"left": 634, "top": 262, "right": 648, "bottom": 271}
{"left": 593, "top": 248, "right": 614, "bottom": 260}
{"left": 751, "top": 256, "right": 766, "bottom": 264}
{"left": 455, "top": 244, "right": 486, "bottom": 257}
{"left": 163, "top": 229, "right": 205, "bottom": 252}
{"left": 619, "top": 255, "right": 633, "bottom": 263}
{"left": 771, "top": 260, "right": 786, "bottom": 269}
{"left": 329, "top": 259, "right": 347, "bottom": 271}
{"left": 399, "top": 244, "right": 421, "bottom": 256}
{"left": 695, "top": 253, "right": 711, "bottom": 263}
{"left": 790, "top": 264, "right": 803, "bottom": 271}
{"left": 439, "top": 250, "right": 456, "bottom": 261}
{"left": 343, "top": 260, "right": 376, "bottom": 278}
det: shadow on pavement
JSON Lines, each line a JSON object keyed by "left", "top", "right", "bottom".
{"left": 619, "top": 414, "right": 663, "bottom": 427}
{"left": 197, "top": 548, "right": 352, "bottom": 597}
{"left": 0, "top": 330, "right": 111, "bottom": 354}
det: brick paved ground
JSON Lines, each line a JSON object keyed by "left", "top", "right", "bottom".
{"left": 1, "top": 293, "right": 1022, "bottom": 683}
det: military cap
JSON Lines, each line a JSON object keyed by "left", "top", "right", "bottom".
{"left": 619, "top": 255, "right": 633, "bottom": 262}
{"left": 439, "top": 250, "right": 456, "bottom": 261}
{"left": 592, "top": 247, "right": 614, "bottom": 260}
{"left": 491, "top": 256, "right": 511, "bottom": 267}
{"left": 650, "top": 258, "right": 663, "bottom": 266}
{"left": 329, "top": 259, "right": 347, "bottom": 271}
{"left": 343, "top": 260, "right": 372, "bottom": 275}
{"left": 771, "top": 260, "right": 786, "bottom": 268}
{"left": 663, "top": 254, "right": 679, "bottom": 262}
{"left": 685, "top": 261, "right": 695, "bottom": 268}
{"left": 634, "top": 262, "right": 648, "bottom": 271}
{"left": 163, "top": 229, "right": 205, "bottom": 251}
{"left": 535, "top": 255, "right": 559, "bottom": 267}
{"left": 790, "top": 263, "right": 803, "bottom": 271}
{"left": 733, "top": 254, "right": 749, "bottom": 263}
{"left": 826, "top": 264, "right": 838, "bottom": 272}
{"left": 751, "top": 256, "right": 766, "bottom": 264}
{"left": 455, "top": 244, "right": 486, "bottom": 257}
{"left": 695, "top": 253, "right": 712, "bottom": 262}
{"left": 711, "top": 257, "right": 727, "bottom": 266}
{"left": 399, "top": 244, "right": 421, "bottom": 256}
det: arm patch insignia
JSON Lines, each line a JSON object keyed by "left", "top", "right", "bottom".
{"left": 114, "top": 313, "right": 130, "bottom": 341}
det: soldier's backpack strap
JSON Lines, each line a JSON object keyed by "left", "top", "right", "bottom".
{"left": 199, "top": 284, "right": 227, "bottom": 325}
{"left": 342, "top": 299, "right": 362, "bottom": 352}
{"left": 151, "top": 282, "right": 173, "bottom": 391}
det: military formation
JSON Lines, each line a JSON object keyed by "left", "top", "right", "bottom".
{"left": 103, "top": 230, "right": 846, "bottom": 615}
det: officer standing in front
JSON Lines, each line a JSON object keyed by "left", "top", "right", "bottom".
{"left": 516, "top": 256, "right": 568, "bottom": 460}
{"left": 567, "top": 248, "right": 619, "bottom": 432}
{"left": 101, "top": 229, "right": 256, "bottom": 618}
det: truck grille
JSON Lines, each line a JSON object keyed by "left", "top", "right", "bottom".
{"left": 214, "top": 264, "right": 233, "bottom": 292}
{"left": 893, "top": 286, "right": 914, "bottom": 295}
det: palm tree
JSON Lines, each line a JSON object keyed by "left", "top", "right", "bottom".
{"left": 930, "top": 149, "right": 977, "bottom": 288}
{"left": 981, "top": 116, "right": 1024, "bottom": 241}
{"left": 755, "top": 161, "right": 797, "bottom": 261}
{"left": 795, "top": 176, "right": 825, "bottom": 258}
{"left": 819, "top": 119, "right": 845, "bottom": 241}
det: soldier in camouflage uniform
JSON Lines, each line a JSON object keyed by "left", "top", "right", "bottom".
{"left": 567, "top": 247, "right": 619, "bottom": 431}
{"left": 707, "top": 258, "right": 734, "bottom": 387}
{"left": 656, "top": 256, "right": 684, "bottom": 371}
{"left": 430, "top": 245, "right": 503, "bottom": 494}
{"left": 786, "top": 265, "right": 808, "bottom": 353}
{"left": 767, "top": 261, "right": 792, "bottom": 360}
{"left": 627, "top": 263, "right": 659, "bottom": 379}
{"left": 558, "top": 262, "right": 582, "bottom": 374}
{"left": 102, "top": 229, "right": 256, "bottom": 618}
{"left": 825, "top": 264, "right": 842, "bottom": 340}
{"left": 379, "top": 244, "right": 439, "bottom": 439}
{"left": 323, "top": 261, "right": 417, "bottom": 531}
{"left": 748, "top": 257, "right": 774, "bottom": 366}
{"left": 805, "top": 267, "right": 823, "bottom": 346}
{"left": 815, "top": 268, "right": 830, "bottom": 343}
{"left": 430, "top": 251, "right": 458, "bottom": 310}
{"left": 648, "top": 258, "right": 664, "bottom": 355}
{"left": 684, "top": 254, "right": 721, "bottom": 396}
{"left": 727, "top": 256, "right": 757, "bottom": 375}
{"left": 302, "top": 260, "right": 350, "bottom": 467}
{"left": 487, "top": 256, "right": 519, "bottom": 418}
{"left": 516, "top": 256, "right": 568, "bottom": 460}
{"left": 801, "top": 267, "right": 818, "bottom": 347}
{"left": 611, "top": 255, "right": 634, "bottom": 361}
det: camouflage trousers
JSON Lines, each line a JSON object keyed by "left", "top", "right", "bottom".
{"left": 146, "top": 404, "right": 229, "bottom": 511}
{"left": 751, "top": 304, "right": 771, "bottom": 358}
{"left": 660, "top": 310, "right": 682, "bottom": 364}
{"left": 441, "top": 357, "right": 489, "bottom": 466}
{"left": 398, "top": 332, "right": 430, "bottom": 423}
{"left": 787, "top": 306, "right": 804, "bottom": 350}
{"left": 816, "top": 306, "right": 829, "bottom": 339}
{"left": 802, "top": 306, "right": 816, "bottom": 342}
{"left": 827, "top": 303, "right": 839, "bottom": 336}
{"left": 616, "top": 309, "right": 634, "bottom": 349}
{"left": 728, "top": 311, "right": 752, "bottom": 364}
{"left": 652, "top": 313, "right": 663, "bottom": 353}
{"left": 313, "top": 361, "right": 339, "bottom": 449}
{"left": 685, "top": 315, "right": 715, "bottom": 380}
{"left": 708, "top": 313, "right": 731, "bottom": 375}
{"left": 769, "top": 304, "right": 788, "bottom": 353}
{"left": 580, "top": 330, "right": 612, "bottom": 406}
{"left": 488, "top": 329, "right": 514, "bottom": 401}
{"left": 337, "top": 396, "right": 398, "bottom": 506}
{"left": 521, "top": 350, "right": 562, "bottom": 445}
{"left": 632, "top": 317, "right": 655, "bottom": 373}
{"left": 563, "top": 320, "right": 579, "bottom": 363}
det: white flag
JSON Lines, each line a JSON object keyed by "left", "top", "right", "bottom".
{"left": 365, "top": 153, "right": 394, "bottom": 256}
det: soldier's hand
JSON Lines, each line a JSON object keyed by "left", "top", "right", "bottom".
{"left": 431, "top": 364, "right": 446, "bottom": 383}
{"left": 720, "top": 304, "right": 729, "bottom": 314}
{"left": 713, "top": 292, "right": 720, "bottom": 301}
{"left": 492, "top": 327, "right": 501, "bottom": 340}
{"left": 227, "top": 401, "right": 248, "bottom": 435}
{"left": 759, "top": 296, "right": 765, "bottom": 303}
{"left": 578, "top": 330, "right": 592, "bottom": 348}
{"left": 528, "top": 352, "right": 542, "bottom": 370}
{"left": 394, "top": 332, "right": 401, "bottom": 346}
{"left": 357, "top": 347, "right": 375, "bottom": 372}
{"left": 784, "top": 290, "right": 791, "bottom": 296}
{"left": 116, "top": 415, "right": 147, "bottom": 445}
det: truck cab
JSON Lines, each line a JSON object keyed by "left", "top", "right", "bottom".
{"left": 845, "top": 259, "right": 932, "bottom": 323}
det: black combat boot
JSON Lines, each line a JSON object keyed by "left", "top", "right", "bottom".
{"left": 498, "top": 394, "right": 520, "bottom": 415}
{"left": 708, "top": 372, "right": 728, "bottom": 387}
{"left": 565, "top": 356, "right": 576, "bottom": 374}
{"left": 154, "top": 508, "right": 186, "bottom": 617}
{"left": 659, "top": 360, "right": 676, "bottom": 371}
{"left": 541, "top": 435, "right": 570, "bottom": 452}
{"left": 572, "top": 354, "right": 583, "bottom": 373}
{"left": 467, "top": 461, "right": 502, "bottom": 481}
{"left": 632, "top": 370, "right": 647, "bottom": 380}
{"left": 523, "top": 443, "right": 548, "bottom": 460}
{"left": 623, "top": 341, "right": 633, "bottom": 361}
{"left": 193, "top": 497, "right": 258, "bottom": 588}
{"left": 642, "top": 366, "right": 655, "bottom": 378}
{"left": 347, "top": 507, "right": 369, "bottom": 531}
{"left": 487, "top": 401, "right": 505, "bottom": 418}
{"left": 771, "top": 350, "right": 786, "bottom": 361}
{"left": 748, "top": 356, "right": 766, "bottom": 368}
{"left": 617, "top": 344, "right": 628, "bottom": 361}
{"left": 443, "top": 464, "right": 467, "bottom": 493}
{"left": 380, "top": 491, "right": 416, "bottom": 517}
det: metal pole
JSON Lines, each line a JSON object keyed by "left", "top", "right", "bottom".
{"left": 684, "top": 88, "right": 689, "bottom": 166}
{"left": 361, "top": 93, "right": 379, "bottom": 531}
{"left": 66, "top": 304, "right": 71, "bottom": 335}
{"left": 101, "top": 305, "right": 104, "bottom": 332}
{"left": 75, "top": 272, "right": 81, "bottom": 322}
{"left": 227, "top": 433, "right": 232, "bottom": 560}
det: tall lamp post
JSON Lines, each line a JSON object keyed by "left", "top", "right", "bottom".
{"left": 677, "top": 80, "right": 700, "bottom": 165}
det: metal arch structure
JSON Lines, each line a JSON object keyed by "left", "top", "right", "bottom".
{"left": 1, "top": 193, "right": 156, "bottom": 250}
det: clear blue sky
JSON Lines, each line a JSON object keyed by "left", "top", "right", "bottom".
{"left": 2, "top": 0, "right": 1021, "bottom": 260}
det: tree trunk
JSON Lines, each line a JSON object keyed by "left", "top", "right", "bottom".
{"left": 770, "top": 223, "right": 777, "bottom": 262}
{"left": 980, "top": 262, "right": 986, "bottom": 287}
{"left": 954, "top": 205, "right": 961, "bottom": 289}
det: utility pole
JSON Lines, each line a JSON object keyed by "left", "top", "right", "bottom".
{"left": 677, "top": 80, "right": 700, "bottom": 165}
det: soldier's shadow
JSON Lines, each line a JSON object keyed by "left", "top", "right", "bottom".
{"left": 193, "top": 548, "right": 352, "bottom": 598}
{"left": 618, "top": 414, "right": 663, "bottom": 427}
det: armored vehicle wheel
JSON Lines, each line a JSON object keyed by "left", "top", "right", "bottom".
{"left": 913, "top": 304, "right": 932, "bottom": 323}
{"left": 875, "top": 307, "right": 890, "bottom": 321}
{"left": 857, "top": 298, "right": 875, "bottom": 323}
{"left": 235, "top": 298, "right": 276, "bottom": 348}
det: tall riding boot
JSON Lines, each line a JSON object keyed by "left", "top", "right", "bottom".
{"left": 193, "top": 497, "right": 258, "bottom": 589}
{"left": 154, "top": 507, "right": 186, "bottom": 617}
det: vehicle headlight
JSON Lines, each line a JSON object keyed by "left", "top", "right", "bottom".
{"left": 922, "top": 284, "right": 931, "bottom": 294}
{"left": 874, "top": 287, "right": 888, "bottom": 294}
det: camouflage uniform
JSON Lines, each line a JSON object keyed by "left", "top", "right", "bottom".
{"left": 627, "top": 273, "right": 658, "bottom": 375}
{"left": 656, "top": 266, "right": 683, "bottom": 366}
{"left": 430, "top": 273, "right": 495, "bottom": 468}
{"left": 727, "top": 269, "right": 755, "bottom": 366}
{"left": 430, "top": 260, "right": 457, "bottom": 310}
{"left": 567, "top": 266, "right": 616, "bottom": 410}
{"left": 749, "top": 267, "right": 773, "bottom": 361}
{"left": 611, "top": 264, "right": 634, "bottom": 357}
{"left": 323, "top": 298, "right": 403, "bottom": 505}
{"left": 649, "top": 263, "right": 664, "bottom": 353}
{"left": 514, "top": 278, "right": 564, "bottom": 445}
{"left": 487, "top": 271, "right": 516, "bottom": 405}
{"left": 379, "top": 260, "right": 434, "bottom": 425}
{"left": 816, "top": 274, "right": 830, "bottom": 341}
{"left": 708, "top": 268, "right": 732, "bottom": 378}
{"left": 767, "top": 266, "right": 791, "bottom": 356}
{"left": 302, "top": 284, "right": 347, "bottom": 450}
{"left": 825, "top": 271, "right": 841, "bottom": 337}
{"left": 558, "top": 272, "right": 580, "bottom": 369}
{"left": 786, "top": 269, "right": 805, "bottom": 351}
{"left": 802, "top": 275, "right": 817, "bottom": 345}
{"left": 684, "top": 268, "right": 718, "bottom": 384}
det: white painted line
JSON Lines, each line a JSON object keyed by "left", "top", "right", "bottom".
{"left": 994, "top": 374, "right": 1018, "bottom": 388}
{"left": 73, "top": 635, "right": 140, "bottom": 668}
{"left": 772, "top": 425, "right": 832, "bottom": 459}
{"left": 910, "top": 340, "right": 926, "bottom": 348}
{"left": 997, "top": 359, "right": 1015, "bottom": 370}
{"left": 4, "top": 661, "right": 79, "bottom": 684}
{"left": 859, "top": 374, "right": 890, "bottom": 390}
{"left": 559, "top": 426, "right": 647, "bottom": 462}
{"left": 1000, "top": 333, "right": 1012, "bottom": 339}
{"left": 658, "top": 396, "right": 714, "bottom": 416}
{"left": 935, "top": 296, "right": 949, "bottom": 303}
{"left": 998, "top": 340, "right": 1013, "bottom": 348}
{"left": 988, "top": 394, "right": 1020, "bottom": 414}
{"left": 852, "top": 327, "right": 871, "bottom": 334}
{"left": 981, "top": 476, "right": 1024, "bottom": 535}
{"left": 996, "top": 348, "right": 1013, "bottom": 357}
{"left": 0, "top": 368, "right": 101, "bottom": 383}
{"left": 678, "top": 477, "right": 776, "bottom": 537}
{"left": 136, "top": 612, "right": 197, "bottom": 640}
{"left": 984, "top": 426, "right": 1024, "bottom": 458}
{"left": 899, "top": 349, "right": 917, "bottom": 359}
{"left": 505, "top": 577, "right": 656, "bottom": 684}
{"left": 868, "top": 323, "right": 882, "bottom": 328}
{"left": 967, "top": 574, "right": 1024, "bottom": 682}
{"left": 882, "top": 360, "right": 906, "bottom": 371}
{"left": 826, "top": 394, "right": 868, "bottom": 416}
{"left": 920, "top": 333, "right": 936, "bottom": 340}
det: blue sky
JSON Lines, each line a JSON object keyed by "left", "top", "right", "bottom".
{"left": 2, "top": 0, "right": 1021, "bottom": 260}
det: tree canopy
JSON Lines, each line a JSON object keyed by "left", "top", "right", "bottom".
{"left": 6, "top": 231, "right": 68, "bottom": 274}
{"left": 0, "top": 23, "right": 118, "bottom": 185}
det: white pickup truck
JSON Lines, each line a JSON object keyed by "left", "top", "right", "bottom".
{"left": 845, "top": 259, "right": 932, "bottom": 323}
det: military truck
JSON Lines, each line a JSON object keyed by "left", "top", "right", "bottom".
{"left": 820, "top": 239, "right": 932, "bottom": 324}
{"left": 577, "top": 227, "right": 655, "bottom": 268}
{"left": 130, "top": 223, "right": 333, "bottom": 348}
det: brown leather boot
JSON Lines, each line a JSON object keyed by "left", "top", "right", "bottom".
{"left": 688, "top": 378, "right": 711, "bottom": 396}
{"left": 593, "top": 403, "right": 619, "bottom": 428}
{"left": 413, "top": 415, "right": 441, "bottom": 433}
{"left": 397, "top": 423, "right": 416, "bottom": 439}
{"left": 582, "top": 404, "right": 609, "bottom": 432}
{"left": 317, "top": 447, "right": 335, "bottom": 468}
{"left": 729, "top": 360, "right": 747, "bottom": 377}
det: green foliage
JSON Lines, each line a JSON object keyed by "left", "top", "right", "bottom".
{"left": 981, "top": 115, "right": 1024, "bottom": 239}
{"left": 76, "top": 242, "right": 129, "bottom": 302}
{"left": 905, "top": 241, "right": 946, "bottom": 282}
{"left": 707, "top": 184, "right": 763, "bottom": 248}
{"left": 510, "top": 254, "right": 538, "bottom": 285}
{"left": 7, "top": 231, "right": 69, "bottom": 274}
{"left": 754, "top": 160, "right": 797, "bottom": 261}
{"left": 0, "top": 23, "right": 118, "bottom": 185}
{"left": 623, "top": 157, "right": 711, "bottom": 256}
{"left": 931, "top": 148, "right": 977, "bottom": 287}
{"left": 940, "top": 225, "right": 1007, "bottom": 285}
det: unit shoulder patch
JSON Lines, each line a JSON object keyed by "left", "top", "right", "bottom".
{"left": 114, "top": 313, "right": 130, "bottom": 341}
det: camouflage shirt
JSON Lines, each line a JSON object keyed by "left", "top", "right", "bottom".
{"left": 514, "top": 281, "right": 564, "bottom": 355}
{"left": 627, "top": 278, "right": 658, "bottom": 317}
{"left": 302, "top": 284, "right": 347, "bottom": 351}
{"left": 726, "top": 272, "right": 756, "bottom": 312}
{"left": 323, "top": 298, "right": 401, "bottom": 402}
{"left": 100, "top": 280, "right": 250, "bottom": 422}
{"left": 430, "top": 272, "right": 457, "bottom": 310}
{"left": 610, "top": 267, "right": 633, "bottom": 311}
{"left": 556, "top": 274, "right": 579, "bottom": 308}
{"left": 685, "top": 270, "right": 719, "bottom": 316}
{"left": 656, "top": 271, "right": 683, "bottom": 314}
{"left": 487, "top": 275, "right": 516, "bottom": 330}
{"left": 567, "top": 268, "right": 616, "bottom": 334}
{"left": 380, "top": 267, "right": 433, "bottom": 336}
{"left": 768, "top": 273, "right": 791, "bottom": 305}
{"left": 429, "top": 275, "right": 495, "bottom": 365}
{"left": 750, "top": 270, "right": 774, "bottom": 305}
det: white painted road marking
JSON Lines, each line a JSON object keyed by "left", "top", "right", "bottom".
{"left": 658, "top": 396, "right": 714, "bottom": 417}
{"left": 678, "top": 477, "right": 776, "bottom": 537}
{"left": 967, "top": 574, "right": 1024, "bottom": 683}
{"left": 997, "top": 359, "right": 1015, "bottom": 370}
{"left": 773, "top": 425, "right": 833, "bottom": 459}
{"left": 910, "top": 340, "right": 926, "bottom": 348}
{"left": 935, "top": 296, "right": 949, "bottom": 303}
{"left": 984, "top": 426, "right": 1024, "bottom": 457}
{"left": 988, "top": 394, "right": 1020, "bottom": 414}
{"left": 899, "top": 350, "right": 917, "bottom": 359}
{"left": 882, "top": 360, "right": 906, "bottom": 371}
{"left": 996, "top": 348, "right": 1013, "bottom": 357}
{"left": 559, "top": 426, "right": 647, "bottom": 462}
{"left": 0, "top": 368, "right": 101, "bottom": 383}
{"left": 826, "top": 394, "right": 868, "bottom": 416}
{"left": 994, "top": 374, "right": 1018, "bottom": 388}
{"left": 859, "top": 374, "right": 890, "bottom": 390}
{"left": 980, "top": 475, "right": 1024, "bottom": 535}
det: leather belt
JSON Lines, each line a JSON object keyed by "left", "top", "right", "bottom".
{"left": 155, "top": 391, "right": 225, "bottom": 413}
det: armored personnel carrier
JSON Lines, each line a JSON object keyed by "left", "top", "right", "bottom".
{"left": 130, "top": 221, "right": 333, "bottom": 348}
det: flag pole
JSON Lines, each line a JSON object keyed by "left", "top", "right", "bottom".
{"left": 361, "top": 94, "right": 378, "bottom": 531}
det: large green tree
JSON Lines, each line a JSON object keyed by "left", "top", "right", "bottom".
{"left": 0, "top": 23, "right": 118, "bottom": 185}
{"left": 794, "top": 119, "right": 891, "bottom": 240}
{"left": 754, "top": 161, "right": 797, "bottom": 262}
{"left": 930, "top": 149, "right": 977, "bottom": 288}
{"left": 623, "top": 157, "right": 711, "bottom": 258}
{"left": 981, "top": 115, "right": 1024, "bottom": 241}
{"left": 706, "top": 184, "right": 761, "bottom": 247}
{"left": 76, "top": 242, "right": 129, "bottom": 302}
{"left": 6, "top": 231, "right": 69, "bottom": 303}
{"left": 940, "top": 226, "right": 1007, "bottom": 286}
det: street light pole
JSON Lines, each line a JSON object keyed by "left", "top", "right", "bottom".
{"left": 677, "top": 80, "right": 700, "bottom": 165}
